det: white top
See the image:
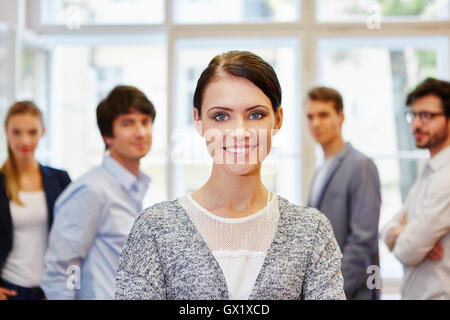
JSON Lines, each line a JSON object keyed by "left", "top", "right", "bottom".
{"left": 2, "top": 191, "right": 48, "bottom": 287}
{"left": 179, "top": 192, "right": 279, "bottom": 300}
{"left": 381, "top": 146, "right": 450, "bottom": 299}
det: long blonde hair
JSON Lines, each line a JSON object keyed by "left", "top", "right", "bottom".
{"left": 1, "top": 101, "right": 44, "bottom": 205}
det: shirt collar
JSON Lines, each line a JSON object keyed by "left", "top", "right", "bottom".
{"left": 102, "top": 155, "right": 150, "bottom": 193}
{"left": 428, "top": 145, "right": 450, "bottom": 172}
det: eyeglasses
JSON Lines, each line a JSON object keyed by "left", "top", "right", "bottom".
{"left": 405, "top": 111, "right": 446, "bottom": 124}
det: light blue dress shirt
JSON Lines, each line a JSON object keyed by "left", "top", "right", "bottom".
{"left": 41, "top": 155, "right": 150, "bottom": 300}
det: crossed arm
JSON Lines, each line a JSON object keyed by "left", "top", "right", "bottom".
{"left": 383, "top": 188, "right": 450, "bottom": 266}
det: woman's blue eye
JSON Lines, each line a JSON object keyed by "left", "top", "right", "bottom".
{"left": 250, "top": 112, "right": 264, "bottom": 120}
{"left": 215, "top": 113, "right": 228, "bottom": 121}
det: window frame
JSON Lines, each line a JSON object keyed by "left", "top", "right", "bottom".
{"left": 15, "top": 0, "right": 450, "bottom": 296}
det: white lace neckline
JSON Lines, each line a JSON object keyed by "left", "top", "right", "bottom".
{"left": 187, "top": 192, "right": 275, "bottom": 225}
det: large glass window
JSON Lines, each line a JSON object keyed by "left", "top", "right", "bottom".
{"left": 0, "top": 29, "right": 7, "bottom": 112}
{"left": 20, "top": 46, "right": 49, "bottom": 111}
{"left": 18, "top": 44, "right": 51, "bottom": 163}
{"left": 173, "top": 0, "right": 300, "bottom": 24}
{"left": 51, "top": 41, "right": 167, "bottom": 207}
{"left": 41, "top": 0, "right": 165, "bottom": 26}
{"left": 317, "top": 36, "right": 449, "bottom": 280}
{"left": 0, "top": 28, "right": 8, "bottom": 162}
{"left": 173, "top": 38, "right": 301, "bottom": 203}
{"left": 317, "top": 0, "right": 450, "bottom": 22}
{"left": 9, "top": 0, "right": 449, "bottom": 299}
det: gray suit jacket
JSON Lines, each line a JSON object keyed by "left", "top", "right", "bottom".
{"left": 307, "top": 143, "right": 381, "bottom": 300}
{"left": 116, "top": 196, "right": 345, "bottom": 300}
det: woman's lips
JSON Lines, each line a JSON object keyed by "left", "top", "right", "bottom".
{"left": 223, "top": 145, "right": 258, "bottom": 155}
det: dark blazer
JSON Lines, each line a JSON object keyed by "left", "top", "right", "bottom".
{"left": 307, "top": 143, "right": 381, "bottom": 300}
{"left": 0, "top": 165, "right": 71, "bottom": 274}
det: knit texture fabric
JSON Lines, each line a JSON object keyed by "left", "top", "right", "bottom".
{"left": 115, "top": 195, "right": 345, "bottom": 300}
{"left": 178, "top": 192, "right": 279, "bottom": 299}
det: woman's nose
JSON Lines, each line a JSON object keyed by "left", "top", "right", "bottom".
{"left": 19, "top": 135, "right": 31, "bottom": 145}
{"left": 229, "top": 117, "right": 252, "bottom": 137}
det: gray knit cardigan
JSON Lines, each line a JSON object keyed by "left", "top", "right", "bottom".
{"left": 115, "top": 196, "right": 345, "bottom": 300}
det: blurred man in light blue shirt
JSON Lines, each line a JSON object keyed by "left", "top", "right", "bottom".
{"left": 41, "top": 85, "right": 156, "bottom": 299}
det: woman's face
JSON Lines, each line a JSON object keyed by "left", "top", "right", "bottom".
{"left": 5, "top": 113, "right": 45, "bottom": 161}
{"left": 194, "top": 75, "right": 283, "bottom": 176}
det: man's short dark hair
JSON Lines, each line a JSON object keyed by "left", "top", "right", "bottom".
{"left": 308, "top": 86, "right": 343, "bottom": 113}
{"left": 96, "top": 85, "right": 156, "bottom": 147}
{"left": 406, "top": 77, "right": 450, "bottom": 118}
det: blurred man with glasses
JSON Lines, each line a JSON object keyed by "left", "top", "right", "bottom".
{"left": 382, "top": 77, "right": 450, "bottom": 299}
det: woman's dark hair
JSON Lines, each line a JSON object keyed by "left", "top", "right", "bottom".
{"left": 193, "top": 51, "right": 282, "bottom": 115}
{"left": 96, "top": 85, "right": 156, "bottom": 148}
{"left": 406, "top": 77, "right": 450, "bottom": 118}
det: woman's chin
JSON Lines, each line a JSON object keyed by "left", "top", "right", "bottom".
{"left": 222, "top": 163, "right": 260, "bottom": 176}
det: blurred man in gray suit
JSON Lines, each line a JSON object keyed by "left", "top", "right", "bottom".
{"left": 306, "top": 87, "right": 381, "bottom": 300}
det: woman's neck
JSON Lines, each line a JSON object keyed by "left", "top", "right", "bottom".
{"left": 14, "top": 156, "right": 42, "bottom": 191}
{"left": 14, "top": 156, "right": 40, "bottom": 176}
{"left": 192, "top": 165, "right": 269, "bottom": 218}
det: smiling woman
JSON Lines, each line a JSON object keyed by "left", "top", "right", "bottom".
{"left": 115, "top": 51, "right": 346, "bottom": 300}
{"left": 195, "top": 76, "right": 280, "bottom": 176}
{"left": 191, "top": 51, "right": 283, "bottom": 196}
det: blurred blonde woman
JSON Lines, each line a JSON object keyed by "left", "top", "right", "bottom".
{"left": 0, "top": 101, "right": 71, "bottom": 300}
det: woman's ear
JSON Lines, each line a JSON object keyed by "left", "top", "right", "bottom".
{"left": 193, "top": 108, "right": 203, "bottom": 136}
{"left": 273, "top": 106, "right": 283, "bottom": 134}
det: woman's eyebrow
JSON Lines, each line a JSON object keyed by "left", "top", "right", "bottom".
{"left": 207, "top": 105, "right": 270, "bottom": 113}
{"left": 245, "top": 105, "right": 270, "bottom": 111}
{"left": 207, "top": 106, "right": 233, "bottom": 112}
